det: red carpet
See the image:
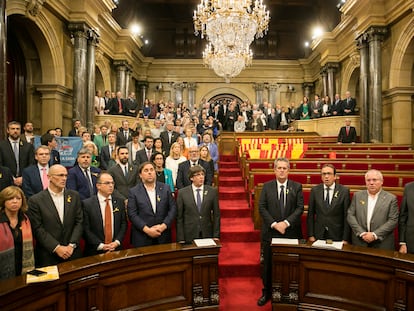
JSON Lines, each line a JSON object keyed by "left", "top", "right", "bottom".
{"left": 218, "top": 156, "right": 271, "bottom": 310}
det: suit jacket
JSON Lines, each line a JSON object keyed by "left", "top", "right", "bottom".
{"left": 108, "top": 164, "right": 140, "bottom": 201}
{"left": 82, "top": 195, "right": 127, "bottom": 256}
{"left": 347, "top": 189, "right": 399, "bottom": 250}
{"left": 93, "top": 134, "right": 108, "bottom": 152}
{"left": 307, "top": 183, "right": 351, "bottom": 241}
{"left": 399, "top": 182, "right": 414, "bottom": 253}
{"left": 127, "top": 182, "right": 177, "bottom": 247}
{"left": 22, "top": 165, "right": 46, "bottom": 198}
{"left": 27, "top": 189, "right": 83, "bottom": 267}
{"left": 176, "top": 159, "right": 213, "bottom": 189}
{"left": 259, "top": 179, "right": 304, "bottom": 242}
{"left": 49, "top": 149, "right": 60, "bottom": 166}
{"left": 342, "top": 98, "right": 356, "bottom": 115}
{"left": 109, "top": 98, "right": 127, "bottom": 115}
{"left": 99, "top": 145, "right": 116, "bottom": 170}
{"left": 116, "top": 129, "right": 134, "bottom": 146}
{"left": 176, "top": 185, "right": 220, "bottom": 244}
{"left": 67, "top": 165, "right": 101, "bottom": 200}
{"left": 337, "top": 126, "right": 357, "bottom": 143}
{"left": 0, "top": 166, "right": 13, "bottom": 191}
{"left": 0, "top": 139, "right": 35, "bottom": 177}
{"left": 134, "top": 148, "right": 154, "bottom": 167}
{"left": 160, "top": 131, "right": 180, "bottom": 156}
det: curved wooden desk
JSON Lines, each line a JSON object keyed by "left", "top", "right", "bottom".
{"left": 271, "top": 242, "right": 414, "bottom": 311}
{"left": 0, "top": 243, "right": 220, "bottom": 311}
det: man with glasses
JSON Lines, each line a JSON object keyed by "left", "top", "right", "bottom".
{"left": 347, "top": 169, "right": 398, "bottom": 250}
{"left": 257, "top": 157, "right": 304, "bottom": 307}
{"left": 27, "top": 164, "right": 83, "bottom": 267}
{"left": 307, "top": 164, "right": 351, "bottom": 243}
{"left": 176, "top": 165, "right": 220, "bottom": 244}
{"left": 176, "top": 146, "right": 213, "bottom": 189}
{"left": 82, "top": 173, "right": 127, "bottom": 256}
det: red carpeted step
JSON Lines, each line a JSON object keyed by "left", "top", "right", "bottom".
{"left": 219, "top": 161, "right": 240, "bottom": 169}
{"left": 219, "top": 277, "right": 271, "bottom": 311}
{"left": 218, "top": 186, "right": 246, "bottom": 199}
{"left": 220, "top": 218, "right": 260, "bottom": 242}
{"left": 218, "top": 168, "right": 241, "bottom": 177}
{"left": 218, "top": 176, "right": 244, "bottom": 187}
{"left": 220, "top": 155, "right": 237, "bottom": 162}
{"left": 219, "top": 242, "right": 261, "bottom": 278}
{"left": 220, "top": 199, "right": 250, "bottom": 218}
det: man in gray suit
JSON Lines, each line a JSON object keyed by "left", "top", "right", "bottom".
{"left": 176, "top": 165, "right": 220, "bottom": 244}
{"left": 347, "top": 169, "right": 399, "bottom": 250}
{"left": 307, "top": 164, "right": 351, "bottom": 242}
{"left": 398, "top": 182, "right": 414, "bottom": 254}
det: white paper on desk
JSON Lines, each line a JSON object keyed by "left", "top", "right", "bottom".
{"left": 312, "top": 240, "right": 344, "bottom": 250}
{"left": 26, "top": 265, "right": 59, "bottom": 284}
{"left": 194, "top": 238, "right": 217, "bottom": 247}
{"left": 271, "top": 238, "right": 299, "bottom": 245}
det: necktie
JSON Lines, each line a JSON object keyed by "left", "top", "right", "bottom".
{"left": 110, "top": 146, "right": 113, "bottom": 156}
{"left": 124, "top": 131, "right": 128, "bottom": 140}
{"left": 192, "top": 162, "right": 197, "bottom": 166}
{"left": 325, "top": 188, "right": 330, "bottom": 209}
{"left": 13, "top": 141, "right": 19, "bottom": 175}
{"left": 279, "top": 185, "right": 285, "bottom": 216}
{"left": 118, "top": 99, "right": 122, "bottom": 113}
{"left": 196, "top": 188, "right": 202, "bottom": 212}
{"left": 124, "top": 165, "right": 128, "bottom": 177}
{"left": 104, "top": 198, "right": 112, "bottom": 244}
{"left": 41, "top": 167, "right": 49, "bottom": 190}
{"left": 84, "top": 169, "right": 94, "bottom": 196}
{"left": 346, "top": 127, "right": 350, "bottom": 136}
{"left": 147, "top": 149, "right": 151, "bottom": 161}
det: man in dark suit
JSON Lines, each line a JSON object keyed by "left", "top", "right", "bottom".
{"left": 176, "top": 165, "right": 220, "bottom": 244}
{"left": 109, "top": 91, "right": 127, "bottom": 115}
{"left": 41, "top": 133, "right": 60, "bottom": 166}
{"left": 0, "top": 121, "right": 35, "bottom": 187}
{"left": 342, "top": 91, "right": 356, "bottom": 115}
{"left": 160, "top": 121, "right": 179, "bottom": 156}
{"left": 347, "top": 169, "right": 399, "bottom": 250}
{"left": 258, "top": 157, "right": 304, "bottom": 306}
{"left": 127, "top": 162, "right": 176, "bottom": 247}
{"left": 67, "top": 148, "right": 101, "bottom": 200}
{"left": 108, "top": 146, "right": 140, "bottom": 202}
{"left": 22, "top": 145, "right": 51, "bottom": 198}
{"left": 307, "top": 164, "right": 351, "bottom": 242}
{"left": 176, "top": 146, "right": 213, "bottom": 189}
{"left": 0, "top": 166, "right": 14, "bottom": 191}
{"left": 331, "top": 94, "right": 343, "bottom": 116}
{"left": 68, "top": 120, "right": 81, "bottom": 137}
{"left": 125, "top": 91, "right": 138, "bottom": 117}
{"left": 20, "top": 122, "right": 35, "bottom": 144}
{"left": 100, "top": 133, "right": 117, "bottom": 170}
{"left": 116, "top": 120, "right": 134, "bottom": 146}
{"left": 27, "top": 164, "right": 83, "bottom": 267}
{"left": 134, "top": 135, "right": 154, "bottom": 167}
{"left": 399, "top": 182, "right": 414, "bottom": 254}
{"left": 337, "top": 118, "right": 357, "bottom": 143}
{"left": 82, "top": 172, "right": 127, "bottom": 256}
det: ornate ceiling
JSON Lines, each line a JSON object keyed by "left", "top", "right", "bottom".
{"left": 112, "top": 0, "right": 341, "bottom": 60}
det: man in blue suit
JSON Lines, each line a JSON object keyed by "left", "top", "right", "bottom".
{"left": 67, "top": 148, "right": 101, "bottom": 200}
{"left": 22, "top": 145, "right": 51, "bottom": 198}
{"left": 127, "top": 162, "right": 176, "bottom": 247}
{"left": 82, "top": 172, "right": 127, "bottom": 256}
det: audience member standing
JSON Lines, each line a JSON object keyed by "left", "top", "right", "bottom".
{"left": 68, "top": 120, "right": 81, "bottom": 136}
{"left": 307, "top": 164, "right": 351, "bottom": 242}
{"left": 135, "top": 136, "right": 154, "bottom": 167}
{"left": 160, "top": 121, "right": 180, "bottom": 157}
{"left": 82, "top": 173, "right": 127, "bottom": 256}
{"left": 116, "top": 120, "right": 134, "bottom": 146}
{"left": 337, "top": 118, "right": 357, "bottom": 144}
{"left": 100, "top": 132, "right": 117, "bottom": 170}
{"left": 127, "top": 162, "right": 176, "bottom": 247}
{"left": 22, "top": 145, "right": 51, "bottom": 198}
{"left": 347, "top": 169, "right": 399, "bottom": 250}
{"left": 0, "top": 121, "right": 35, "bottom": 187}
{"left": 176, "top": 165, "right": 220, "bottom": 244}
{"left": 399, "top": 181, "right": 414, "bottom": 254}
{"left": 41, "top": 133, "right": 60, "bottom": 166}
{"left": 257, "top": 157, "right": 304, "bottom": 306}
{"left": 342, "top": 91, "right": 356, "bottom": 115}
{"left": 28, "top": 164, "right": 83, "bottom": 267}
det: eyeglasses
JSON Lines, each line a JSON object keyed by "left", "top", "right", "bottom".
{"left": 98, "top": 181, "right": 115, "bottom": 185}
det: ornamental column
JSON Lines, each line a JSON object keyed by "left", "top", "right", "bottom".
{"left": 302, "top": 82, "right": 314, "bottom": 100}
{"left": 0, "top": 0, "right": 5, "bottom": 138}
{"left": 268, "top": 83, "right": 278, "bottom": 107}
{"left": 172, "top": 82, "right": 185, "bottom": 105}
{"left": 137, "top": 81, "right": 148, "bottom": 112}
{"left": 367, "top": 26, "right": 387, "bottom": 142}
{"left": 114, "top": 60, "right": 128, "bottom": 97}
{"left": 187, "top": 82, "right": 197, "bottom": 111}
{"left": 254, "top": 83, "right": 265, "bottom": 107}
{"left": 320, "top": 68, "right": 328, "bottom": 98}
{"left": 326, "top": 63, "right": 339, "bottom": 102}
{"left": 68, "top": 23, "right": 89, "bottom": 126}
{"left": 125, "top": 65, "right": 132, "bottom": 96}
{"left": 356, "top": 33, "right": 369, "bottom": 142}
{"left": 86, "top": 29, "right": 99, "bottom": 132}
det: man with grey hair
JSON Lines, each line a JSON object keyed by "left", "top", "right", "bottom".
{"left": 257, "top": 157, "right": 304, "bottom": 306}
{"left": 347, "top": 169, "right": 398, "bottom": 250}
{"left": 67, "top": 147, "right": 101, "bottom": 200}
{"left": 160, "top": 121, "right": 179, "bottom": 156}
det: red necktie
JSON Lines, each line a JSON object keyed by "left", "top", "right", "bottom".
{"left": 104, "top": 198, "right": 112, "bottom": 244}
{"left": 346, "top": 127, "right": 349, "bottom": 136}
{"left": 41, "top": 167, "right": 49, "bottom": 189}
{"left": 118, "top": 99, "right": 122, "bottom": 113}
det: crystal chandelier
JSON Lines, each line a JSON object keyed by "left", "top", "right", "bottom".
{"left": 194, "top": 0, "right": 270, "bottom": 82}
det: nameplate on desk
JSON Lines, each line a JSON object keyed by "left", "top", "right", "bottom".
{"left": 271, "top": 238, "right": 299, "bottom": 245}
{"left": 26, "top": 265, "right": 59, "bottom": 284}
{"left": 312, "top": 240, "right": 344, "bottom": 250}
{"left": 194, "top": 238, "right": 217, "bottom": 247}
